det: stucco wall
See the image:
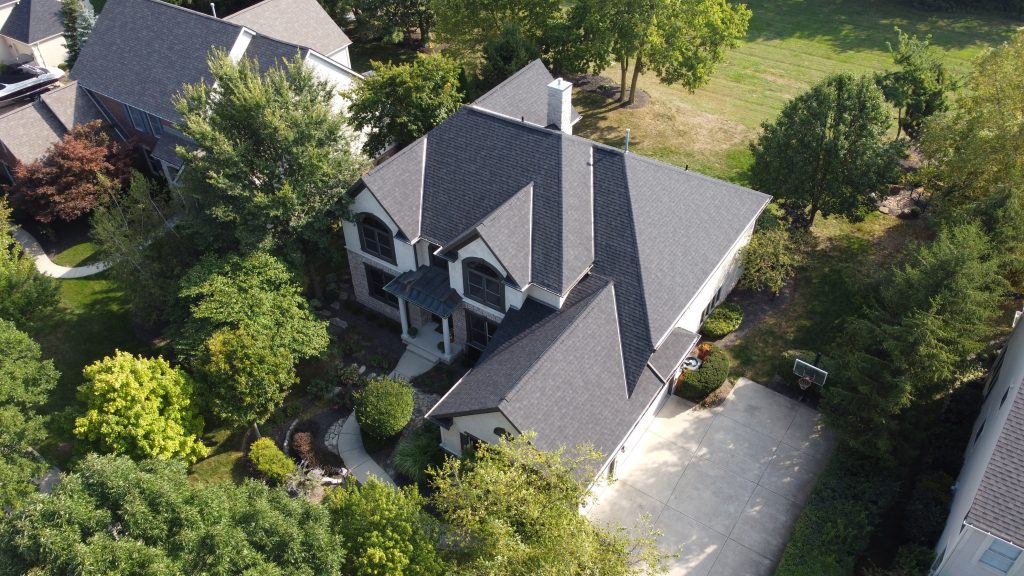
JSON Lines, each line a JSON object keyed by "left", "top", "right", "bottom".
{"left": 342, "top": 188, "right": 417, "bottom": 272}
{"left": 31, "top": 35, "right": 67, "bottom": 67}
{"left": 448, "top": 237, "right": 524, "bottom": 313}
{"left": 673, "top": 218, "right": 755, "bottom": 336}
{"left": 933, "top": 317, "right": 1024, "bottom": 575}
{"left": 439, "top": 411, "right": 517, "bottom": 456}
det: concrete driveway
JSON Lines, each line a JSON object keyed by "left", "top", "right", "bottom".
{"left": 588, "top": 377, "right": 837, "bottom": 576}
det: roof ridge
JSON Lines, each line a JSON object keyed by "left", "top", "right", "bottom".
{"left": 501, "top": 279, "right": 618, "bottom": 405}
{"left": 137, "top": 0, "right": 241, "bottom": 29}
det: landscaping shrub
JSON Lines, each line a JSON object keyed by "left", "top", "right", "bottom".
{"left": 902, "top": 471, "right": 954, "bottom": 544}
{"left": 394, "top": 423, "right": 446, "bottom": 484}
{"left": 354, "top": 376, "right": 414, "bottom": 441}
{"left": 677, "top": 346, "right": 731, "bottom": 401}
{"left": 775, "top": 447, "right": 900, "bottom": 576}
{"left": 700, "top": 303, "right": 743, "bottom": 339}
{"left": 248, "top": 437, "right": 296, "bottom": 483}
{"left": 291, "top": 431, "right": 320, "bottom": 469}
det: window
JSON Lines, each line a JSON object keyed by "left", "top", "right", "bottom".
{"left": 1001, "top": 387, "right": 1010, "bottom": 408}
{"left": 364, "top": 264, "right": 397, "bottom": 307}
{"left": 460, "top": 431, "right": 481, "bottom": 453}
{"left": 980, "top": 539, "right": 1021, "bottom": 573}
{"left": 975, "top": 420, "right": 986, "bottom": 445}
{"left": 463, "top": 259, "right": 504, "bottom": 311}
{"left": 147, "top": 114, "right": 164, "bottom": 136}
{"left": 428, "top": 242, "right": 448, "bottom": 270}
{"left": 358, "top": 215, "right": 396, "bottom": 264}
{"left": 466, "top": 310, "right": 498, "bottom": 351}
{"left": 125, "top": 104, "right": 147, "bottom": 132}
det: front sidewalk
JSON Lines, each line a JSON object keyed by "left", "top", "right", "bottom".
{"left": 587, "top": 378, "right": 837, "bottom": 576}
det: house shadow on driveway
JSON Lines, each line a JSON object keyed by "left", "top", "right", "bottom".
{"left": 587, "top": 378, "right": 837, "bottom": 576}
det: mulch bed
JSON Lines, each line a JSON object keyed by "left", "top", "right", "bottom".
{"left": 569, "top": 73, "right": 651, "bottom": 110}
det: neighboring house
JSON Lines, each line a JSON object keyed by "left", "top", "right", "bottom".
{"left": 0, "top": 80, "right": 102, "bottom": 183}
{"left": 341, "top": 60, "right": 770, "bottom": 481}
{"left": 0, "top": 0, "right": 67, "bottom": 67}
{"left": 67, "top": 0, "right": 360, "bottom": 184}
{"left": 932, "top": 310, "right": 1024, "bottom": 576}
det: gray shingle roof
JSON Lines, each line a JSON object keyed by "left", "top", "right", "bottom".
{"left": 0, "top": 100, "right": 62, "bottom": 163}
{"left": 39, "top": 81, "right": 104, "bottom": 132}
{"left": 223, "top": 0, "right": 351, "bottom": 58}
{"left": 474, "top": 183, "right": 533, "bottom": 287}
{"left": 968, "top": 373, "right": 1024, "bottom": 545}
{"left": 474, "top": 59, "right": 582, "bottom": 128}
{"left": 648, "top": 327, "right": 700, "bottom": 382}
{"left": 150, "top": 130, "right": 192, "bottom": 167}
{"left": 0, "top": 0, "right": 63, "bottom": 44}
{"left": 242, "top": 33, "right": 307, "bottom": 72}
{"left": 70, "top": 0, "right": 243, "bottom": 122}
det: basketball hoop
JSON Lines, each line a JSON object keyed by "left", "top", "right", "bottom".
{"left": 793, "top": 358, "right": 828, "bottom": 388}
{"left": 798, "top": 374, "right": 814, "bottom": 391}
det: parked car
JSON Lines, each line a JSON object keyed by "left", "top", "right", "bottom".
{"left": 0, "top": 64, "right": 64, "bottom": 103}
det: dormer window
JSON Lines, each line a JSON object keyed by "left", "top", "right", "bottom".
{"left": 463, "top": 259, "right": 504, "bottom": 311}
{"left": 358, "top": 214, "right": 396, "bottom": 264}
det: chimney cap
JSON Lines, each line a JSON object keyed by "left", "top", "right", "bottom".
{"left": 547, "top": 77, "right": 572, "bottom": 91}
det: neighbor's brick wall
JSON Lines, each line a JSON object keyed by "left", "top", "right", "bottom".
{"left": 347, "top": 249, "right": 401, "bottom": 322}
{"left": 453, "top": 301, "right": 504, "bottom": 349}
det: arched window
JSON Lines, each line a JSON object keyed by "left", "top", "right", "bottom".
{"left": 463, "top": 259, "right": 504, "bottom": 311}
{"left": 358, "top": 214, "right": 395, "bottom": 264}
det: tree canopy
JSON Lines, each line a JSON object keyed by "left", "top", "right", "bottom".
{"left": 74, "top": 352, "right": 208, "bottom": 463}
{"left": 346, "top": 53, "right": 464, "bottom": 157}
{"left": 0, "top": 454, "right": 345, "bottom": 575}
{"left": 823, "top": 224, "right": 1005, "bottom": 457}
{"left": 326, "top": 478, "right": 448, "bottom": 576}
{"left": 351, "top": 0, "right": 433, "bottom": 46}
{"left": 431, "top": 0, "right": 564, "bottom": 62}
{"left": 175, "top": 51, "right": 364, "bottom": 262}
{"left": 0, "top": 320, "right": 58, "bottom": 509}
{"left": 920, "top": 31, "right": 1024, "bottom": 288}
{"left": 749, "top": 74, "right": 904, "bottom": 229}
{"left": 875, "top": 28, "right": 952, "bottom": 140}
{"left": 9, "top": 120, "right": 131, "bottom": 224}
{"left": 568, "top": 0, "right": 750, "bottom": 104}
{"left": 430, "top": 433, "right": 669, "bottom": 575}
{"left": 0, "top": 199, "right": 58, "bottom": 331}
{"left": 479, "top": 23, "right": 542, "bottom": 93}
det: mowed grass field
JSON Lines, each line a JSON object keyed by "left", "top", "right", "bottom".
{"left": 574, "top": 0, "right": 1020, "bottom": 183}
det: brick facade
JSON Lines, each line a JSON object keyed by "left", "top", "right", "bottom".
{"left": 408, "top": 303, "right": 433, "bottom": 329}
{"left": 347, "top": 249, "right": 401, "bottom": 322}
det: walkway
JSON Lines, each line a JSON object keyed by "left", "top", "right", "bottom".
{"left": 388, "top": 348, "right": 437, "bottom": 381}
{"left": 588, "top": 378, "right": 837, "bottom": 576}
{"left": 12, "top": 226, "right": 110, "bottom": 278}
{"left": 326, "top": 413, "right": 396, "bottom": 486}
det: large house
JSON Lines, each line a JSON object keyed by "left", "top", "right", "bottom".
{"left": 0, "top": 0, "right": 360, "bottom": 184}
{"left": 342, "top": 60, "right": 770, "bottom": 479}
{"left": 0, "top": 0, "right": 67, "bottom": 68}
{"left": 931, "top": 310, "right": 1024, "bottom": 576}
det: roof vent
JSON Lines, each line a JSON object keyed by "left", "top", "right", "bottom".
{"left": 547, "top": 78, "right": 572, "bottom": 135}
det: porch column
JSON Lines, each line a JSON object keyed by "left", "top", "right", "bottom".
{"left": 442, "top": 316, "right": 452, "bottom": 358}
{"left": 399, "top": 299, "right": 410, "bottom": 338}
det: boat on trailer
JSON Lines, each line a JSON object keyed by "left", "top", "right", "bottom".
{"left": 0, "top": 64, "right": 64, "bottom": 103}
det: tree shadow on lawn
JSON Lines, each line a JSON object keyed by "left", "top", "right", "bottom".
{"left": 32, "top": 274, "right": 151, "bottom": 467}
{"left": 743, "top": 0, "right": 1018, "bottom": 54}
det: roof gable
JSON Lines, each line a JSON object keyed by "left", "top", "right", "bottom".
{"left": 476, "top": 183, "right": 533, "bottom": 287}
{"left": 39, "top": 81, "right": 103, "bottom": 132}
{"left": 0, "top": 100, "right": 63, "bottom": 163}
{"left": 223, "top": 0, "right": 351, "bottom": 57}
{"left": 474, "top": 59, "right": 582, "bottom": 128}
{"left": 0, "top": 0, "right": 63, "bottom": 44}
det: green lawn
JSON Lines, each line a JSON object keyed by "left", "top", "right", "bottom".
{"left": 31, "top": 272, "right": 150, "bottom": 465}
{"left": 50, "top": 241, "right": 101, "bottom": 267}
{"left": 189, "top": 428, "right": 247, "bottom": 485}
{"left": 574, "top": 0, "right": 1018, "bottom": 182}
{"left": 348, "top": 42, "right": 419, "bottom": 73}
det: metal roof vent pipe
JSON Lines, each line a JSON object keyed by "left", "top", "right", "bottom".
{"left": 547, "top": 78, "right": 573, "bottom": 135}
{"left": 210, "top": 2, "right": 218, "bottom": 17}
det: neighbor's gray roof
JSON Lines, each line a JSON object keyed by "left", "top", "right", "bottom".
{"left": 224, "top": 0, "right": 351, "bottom": 58}
{"left": 39, "top": 81, "right": 104, "bottom": 132}
{"left": 71, "top": 0, "right": 243, "bottom": 122}
{"left": 0, "top": 100, "right": 63, "bottom": 163}
{"left": 151, "top": 130, "right": 192, "bottom": 168}
{"left": 0, "top": 0, "right": 63, "bottom": 44}
{"left": 385, "top": 266, "right": 462, "bottom": 319}
{"left": 968, "top": 379, "right": 1024, "bottom": 545}
{"left": 474, "top": 59, "right": 582, "bottom": 128}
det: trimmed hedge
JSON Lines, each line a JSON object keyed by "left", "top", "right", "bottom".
{"left": 355, "top": 376, "right": 414, "bottom": 441}
{"left": 249, "top": 437, "right": 295, "bottom": 483}
{"left": 701, "top": 303, "right": 743, "bottom": 340}
{"left": 775, "top": 446, "right": 900, "bottom": 576}
{"left": 677, "top": 346, "right": 730, "bottom": 401}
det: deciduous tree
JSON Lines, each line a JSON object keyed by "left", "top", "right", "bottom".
{"left": 0, "top": 199, "right": 58, "bottom": 330}
{"left": 431, "top": 0, "right": 563, "bottom": 61}
{"left": 479, "top": 23, "right": 541, "bottom": 93}
{"left": 74, "top": 351, "right": 208, "bottom": 463}
{"left": 739, "top": 225, "right": 802, "bottom": 295}
{"left": 326, "top": 478, "right": 448, "bottom": 576}
{"left": 346, "top": 53, "right": 464, "bottom": 156}
{"left": 568, "top": 0, "right": 750, "bottom": 104}
{"left": 175, "top": 51, "right": 364, "bottom": 267}
{"left": 0, "top": 454, "right": 345, "bottom": 575}
{"left": 0, "top": 320, "right": 58, "bottom": 509}
{"left": 875, "top": 28, "right": 953, "bottom": 140}
{"left": 352, "top": 0, "right": 433, "bottom": 46}
{"left": 9, "top": 120, "right": 130, "bottom": 224}
{"left": 920, "top": 31, "right": 1024, "bottom": 288}
{"left": 749, "top": 74, "right": 904, "bottom": 229}
{"left": 430, "top": 433, "right": 670, "bottom": 575}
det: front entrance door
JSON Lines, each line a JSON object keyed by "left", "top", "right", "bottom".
{"left": 431, "top": 314, "right": 451, "bottom": 337}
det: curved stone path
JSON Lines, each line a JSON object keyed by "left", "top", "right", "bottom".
{"left": 325, "top": 413, "right": 396, "bottom": 486}
{"left": 12, "top": 226, "right": 110, "bottom": 279}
